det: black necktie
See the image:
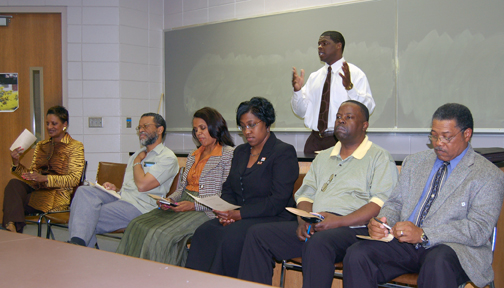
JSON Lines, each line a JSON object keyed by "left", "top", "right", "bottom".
{"left": 317, "top": 66, "right": 331, "bottom": 133}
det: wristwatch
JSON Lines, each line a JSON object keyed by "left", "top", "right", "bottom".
{"left": 11, "top": 164, "right": 18, "bottom": 172}
{"left": 421, "top": 231, "right": 429, "bottom": 247}
{"left": 345, "top": 82, "right": 353, "bottom": 90}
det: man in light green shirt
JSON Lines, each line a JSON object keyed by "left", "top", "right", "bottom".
{"left": 68, "top": 113, "right": 178, "bottom": 247}
{"left": 238, "top": 100, "right": 398, "bottom": 288}
{"left": 295, "top": 126, "right": 396, "bottom": 218}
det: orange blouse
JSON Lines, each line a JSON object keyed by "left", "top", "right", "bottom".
{"left": 185, "top": 143, "right": 223, "bottom": 192}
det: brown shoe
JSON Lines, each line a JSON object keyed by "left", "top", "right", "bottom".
{"left": 6, "top": 222, "right": 17, "bottom": 233}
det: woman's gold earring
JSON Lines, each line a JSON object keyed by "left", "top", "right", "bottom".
{"left": 63, "top": 127, "right": 67, "bottom": 131}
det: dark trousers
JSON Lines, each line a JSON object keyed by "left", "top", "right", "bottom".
{"left": 2, "top": 179, "right": 40, "bottom": 233}
{"left": 185, "top": 216, "right": 284, "bottom": 278}
{"left": 343, "top": 238, "right": 470, "bottom": 288}
{"left": 304, "top": 131, "right": 337, "bottom": 154}
{"left": 237, "top": 220, "right": 367, "bottom": 288}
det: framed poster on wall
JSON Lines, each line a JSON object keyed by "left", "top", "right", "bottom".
{"left": 0, "top": 73, "right": 18, "bottom": 112}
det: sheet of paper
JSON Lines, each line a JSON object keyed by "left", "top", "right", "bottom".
{"left": 356, "top": 234, "right": 394, "bottom": 242}
{"left": 10, "top": 129, "right": 37, "bottom": 151}
{"left": 89, "top": 182, "right": 121, "bottom": 199}
{"left": 186, "top": 193, "right": 241, "bottom": 211}
{"left": 285, "top": 207, "right": 324, "bottom": 220}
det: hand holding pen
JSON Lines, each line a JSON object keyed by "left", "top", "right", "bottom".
{"left": 296, "top": 221, "right": 313, "bottom": 242}
{"left": 369, "top": 217, "right": 391, "bottom": 240}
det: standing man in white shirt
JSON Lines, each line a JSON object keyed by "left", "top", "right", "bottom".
{"left": 292, "top": 31, "right": 375, "bottom": 154}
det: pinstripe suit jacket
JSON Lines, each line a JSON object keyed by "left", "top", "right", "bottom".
{"left": 169, "top": 145, "right": 234, "bottom": 218}
{"left": 379, "top": 146, "right": 504, "bottom": 287}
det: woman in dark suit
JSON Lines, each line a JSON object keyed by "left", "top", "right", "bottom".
{"left": 185, "top": 97, "right": 299, "bottom": 278}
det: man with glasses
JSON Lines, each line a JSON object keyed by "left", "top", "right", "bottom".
{"left": 237, "top": 100, "right": 398, "bottom": 288}
{"left": 68, "top": 113, "right": 178, "bottom": 247}
{"left": 344, "top": 103, "right": 504, "bottom": 288}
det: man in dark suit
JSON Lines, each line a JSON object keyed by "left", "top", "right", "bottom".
{"left": 344, "top": 103, "right": 504, "bottom": 288}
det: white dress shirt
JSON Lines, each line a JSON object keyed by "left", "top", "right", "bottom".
{"left": 291, "top": 57, "right": 375, "bottom": 131}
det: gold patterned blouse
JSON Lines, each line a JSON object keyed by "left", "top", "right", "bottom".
{"left": 12, "top": 133, "right": 85, "bottom": 212}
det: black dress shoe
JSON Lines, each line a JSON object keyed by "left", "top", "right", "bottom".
{"left": 67, "top": 237, "right": 86, "bottom": 246}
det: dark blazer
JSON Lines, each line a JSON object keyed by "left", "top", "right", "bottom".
{"left": 221, "top": 132, "right": 299, "bottom": 220}
{"left": 380, "top": 146, "right": 504, "bottom": 287}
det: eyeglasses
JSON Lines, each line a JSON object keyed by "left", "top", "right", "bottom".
{"left": 428, "top": 129, "right": 463, "bottom": 144}
{"left": 238, "top": 121, "right": 262, "bottom": 131}
{"left": 136, "top": 123, "right": 157, "bottom": 131}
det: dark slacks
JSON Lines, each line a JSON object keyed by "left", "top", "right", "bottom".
{"left": 343, "top": 238, "right": 470, "bottom": 288}
{"left": 238, "top": 220, "right": 368, "bottom": 288}
{"left": 2, "top": 179, "right": 41, "bottom": 233}
{"left": 303, "top": 131, "right": 337, "bottom": 154}
{"left": 185, "top": 216, "right": 285, "bottom": 278}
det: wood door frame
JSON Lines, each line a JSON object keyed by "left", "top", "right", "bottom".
{"left": 0, "top": 6, "right": 67, "bottom": 107}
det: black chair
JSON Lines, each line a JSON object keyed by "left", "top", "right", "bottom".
{"left": 280, "top": 227, "right": 497, "bottom": 288}
{"left": 45, "top": 164, "right": 183, "bottom": 244}
{"left": 25, "top": 161, "right": 87, "bottom": 237}
{"left": 44, "top": 161, "right": 126, "bottom": 240}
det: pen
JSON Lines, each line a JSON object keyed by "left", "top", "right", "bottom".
{"left": 321, "top": 174, "right": 336, "bottom": 192}
{"left": 373, "top": 217, "right": 392, "bottom": 230}
{"left": 305, "top": 225, "right": 311, "bottom": 242}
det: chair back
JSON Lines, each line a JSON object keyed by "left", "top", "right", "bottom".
{"left": 293, "top": 174, "right": 306, "bottom": 197}
{"left": 80, "top": 161, "right": 87, "bottom": 184}
{"left": 71, "top": 161, "right": 88, "bottom": 198}
{"left": 96, "top": 162, "right": 127, "bottom": 190}
{"left": 166, "top": 167, "right": 184, "bottom": 197}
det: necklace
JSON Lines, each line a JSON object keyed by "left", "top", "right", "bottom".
{"left": 250, "top": 147, "right": 260, "bottom": 157}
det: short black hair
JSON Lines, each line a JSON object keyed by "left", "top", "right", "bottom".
{"left": 432, "top": 103, "right": 473, "bottom": 131}
{"left": 193, "top": 107, "right": 235, "bottom": 147}
{"left": 321, "top": 31, "right": 345, "bottom": 53}
{"left": 141, "top": 112, "right": 166, "bottom": 139}
{"left": 236, "top": 97, "right": 275, "bottom": 128}
{"left": 47, "top": 105, "right": 69, "bottom": 124}
{"left": 342, "top": 100, "right": 369, "bottom": 122}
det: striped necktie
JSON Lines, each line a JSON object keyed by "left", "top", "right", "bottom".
{"left": 415, "top": 161, "right": 450, "bottom": 228}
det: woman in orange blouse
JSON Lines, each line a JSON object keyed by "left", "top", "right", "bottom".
{"left": 3, "top": 106, "right": 85, "bottom": 233}
{"left": 116, "top": 107, "right": 234, "bottom": 266}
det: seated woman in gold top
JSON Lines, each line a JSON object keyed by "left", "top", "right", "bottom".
{"left": 2, "top": 106, "right": 85, "bottom": 233}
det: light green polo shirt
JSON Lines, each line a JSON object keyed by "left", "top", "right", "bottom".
{"left": 295, "top": 136, "right": 398, "bottom": 216}
{"left": 120, "top": 143, "right": 179, "bottom": 214}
